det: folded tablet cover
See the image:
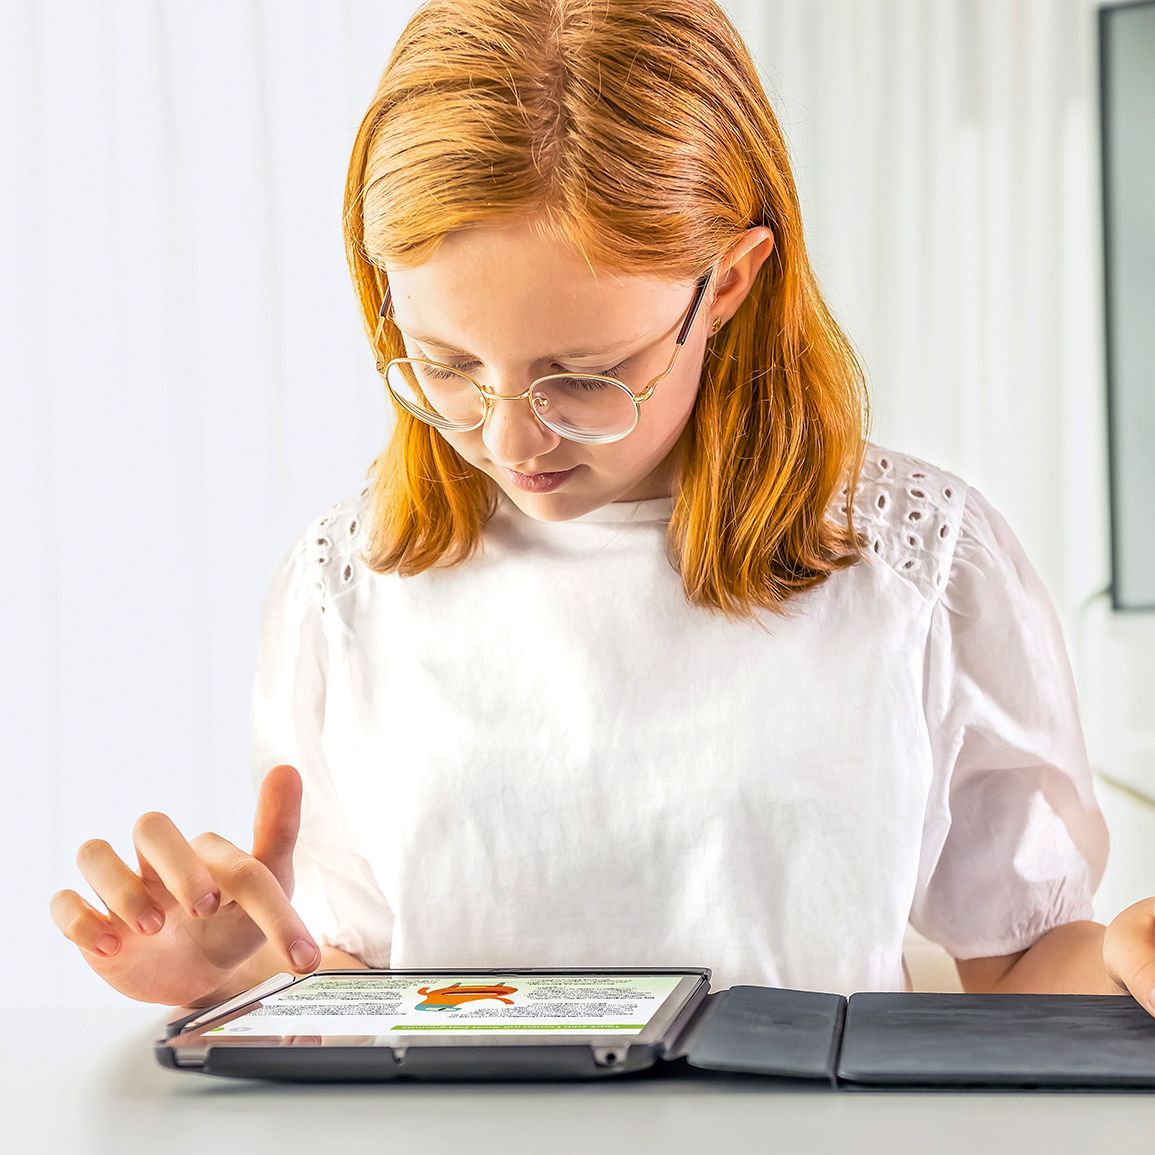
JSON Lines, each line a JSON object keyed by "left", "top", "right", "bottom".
{"left": 672, "top": 986, "right": 1155, "bottom": 1090}
{"left": 836, "top": 992, "right": 1155, "bottom": 1089}
{"left": 674, "top": 986, "right": 846, "bottom": 1085}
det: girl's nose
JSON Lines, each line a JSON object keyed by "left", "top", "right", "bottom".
{"left": 480, "top": 384, "right": 562, "bottom": 466}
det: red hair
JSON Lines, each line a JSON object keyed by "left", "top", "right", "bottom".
{"left": 343, "top": 0, "right": 871, "bottom": 622}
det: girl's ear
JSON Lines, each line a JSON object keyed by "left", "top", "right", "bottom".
{"left": 708, "top": 227, "right": 776, "bottom": 329}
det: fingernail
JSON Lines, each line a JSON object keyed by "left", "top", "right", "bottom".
{"left": 289, "top": 939, "right": 320, "bottom": 970}
{"left": 95, "top": 933, "right": 120, "bottom": 956}
{"left": 192, "top": 891, "right": 219, "bottom": 917}
{"left": 137, "top": 909, "right": 164, "bottom": 935}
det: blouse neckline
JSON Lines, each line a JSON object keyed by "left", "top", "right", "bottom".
{"left": 495, "top": 490, "right": 674, "bottom": 526}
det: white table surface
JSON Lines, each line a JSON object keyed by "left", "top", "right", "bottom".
{"left": 4, "top": 1005, "right": 1154, "bottom": 1154}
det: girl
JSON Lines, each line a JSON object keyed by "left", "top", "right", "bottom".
{"left": 51, "top": 0, "right": 1155, "bottom": 1016}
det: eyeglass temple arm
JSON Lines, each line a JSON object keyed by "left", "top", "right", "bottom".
{"left": 676, "top": 271, "right": 713, "bottom": 345}
{"left": 371, "top": 287, "right": 394, "bottom": 371}
{"left": 646, "top": 268, "right": 715, "bottom": 393}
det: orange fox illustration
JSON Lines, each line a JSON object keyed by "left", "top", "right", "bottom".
{"left": 414, "top": 982, "right": 519, "bottom": 1012}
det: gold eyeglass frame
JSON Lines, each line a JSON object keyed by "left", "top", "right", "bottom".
{"left": 372, "top": 269, "right": 714, "bottom": 446}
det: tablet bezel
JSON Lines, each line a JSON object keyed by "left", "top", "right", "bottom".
{"left": 160, "top": 967, "right": 711, "bottom": 1064}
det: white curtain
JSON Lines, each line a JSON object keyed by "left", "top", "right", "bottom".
{"left": 1, "top": 0, "right": 1136, "bottom": 1008}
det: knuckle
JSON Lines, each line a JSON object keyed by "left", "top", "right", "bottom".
{"left": 75, "top": 838, "right": 111, "bottom": 868}
{"left": 225, "top": 856, "right": 265, "bottom": 890}
{"left": 189, "top": 829, "right": 223, "bottom": 854}
{"left": 132, "top": 810, "right": 173, "bottom": 841}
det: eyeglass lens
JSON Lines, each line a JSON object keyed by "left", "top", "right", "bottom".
{"left": 385, "top": 361, "right": 638, "bottom": 441}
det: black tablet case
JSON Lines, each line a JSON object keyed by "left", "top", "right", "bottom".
{"left": 671, "top": 986, "right": 1155, "bottom": 1090}
{"left": 159, "top": 983, "right": 1155, "bottom": 1088}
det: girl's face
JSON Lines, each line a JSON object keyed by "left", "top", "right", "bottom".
{"left": 383, "top": 221, "right": 719, "bottom": 522}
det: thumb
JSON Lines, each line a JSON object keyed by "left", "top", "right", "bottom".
{"left": 251, "top": 763, "right": 303, "bottom": 892}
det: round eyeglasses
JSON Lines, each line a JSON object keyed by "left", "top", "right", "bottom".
{"left": 372, "top": 270, "right": 713, "bottom": 445}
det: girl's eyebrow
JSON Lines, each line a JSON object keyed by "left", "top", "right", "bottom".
{"left": 400, "top": 321, "right": 649, "bottom": 361}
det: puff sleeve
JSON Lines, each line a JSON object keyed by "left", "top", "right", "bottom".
{"left": 249, "top": 519, "right": 394, "bottom": 966}
{"left": 908, "top": 485, "right": 1110, "bottom": 960}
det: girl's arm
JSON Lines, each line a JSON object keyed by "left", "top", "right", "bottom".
{"left": 957, "top": 919, "right": 1128, "bottom": 997}
{"left": 989, "top": 899, "right": 1155, "bottom": 1018}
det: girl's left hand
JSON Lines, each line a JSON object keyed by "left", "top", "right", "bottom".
{"left": 1102, "top": 898, "right": 1155, "bottom": 1016}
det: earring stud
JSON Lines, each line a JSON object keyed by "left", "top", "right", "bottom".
{"left": 710, "top": 318, "right": 722, "bottom": 335}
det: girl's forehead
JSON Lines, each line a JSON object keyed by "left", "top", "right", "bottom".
{"left": 385, "top": 219, "right": 679, "bottom": 297}
{"left": 386, "top": 271, "right": 686, "bottom": 360}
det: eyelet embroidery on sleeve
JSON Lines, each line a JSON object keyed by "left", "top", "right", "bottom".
{"left": 833, "top": 445, "right": 969, "bottom": 603}
{"left": 306, "top": 491, "right": 371, "bottom": 614}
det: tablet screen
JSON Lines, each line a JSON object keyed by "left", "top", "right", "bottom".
{"left": 201, "top": 972, "right": 689, "bottom": 1039}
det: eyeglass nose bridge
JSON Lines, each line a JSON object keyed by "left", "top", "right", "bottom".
{"left": 470, "top": 381, "right": 548, "bottom": 439}
{"left": 476, "top": 381, "right": 539, "bottom": 404}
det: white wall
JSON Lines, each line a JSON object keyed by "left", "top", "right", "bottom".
{"left": 2, "top": 0, "right": 1150, "bottom": 1008}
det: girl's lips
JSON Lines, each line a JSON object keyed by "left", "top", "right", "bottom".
{"left": 502, "top": 465, "right": 578, "bottom": 492}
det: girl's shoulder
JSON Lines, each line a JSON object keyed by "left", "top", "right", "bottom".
{"left": 837, "top": 442, "right": 971, "bottom": 604}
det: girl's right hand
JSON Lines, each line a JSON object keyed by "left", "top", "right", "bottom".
{"left": 49, "top": 763, "right": 322, "bottom": 1008}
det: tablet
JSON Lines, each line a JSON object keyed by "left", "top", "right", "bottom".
{"left": 157, "top": 967, "right": 711, "bottom": 1082}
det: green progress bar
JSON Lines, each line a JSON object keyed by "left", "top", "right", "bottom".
{"left": 392, "top": 1024, "right": 646, "bottom": 1031}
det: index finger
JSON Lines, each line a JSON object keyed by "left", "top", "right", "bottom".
{"left": 191, "top": 831, "right": 320, "bottom": 973}
{"left": 250, "top": 763, "right": 304, "bottom": 893}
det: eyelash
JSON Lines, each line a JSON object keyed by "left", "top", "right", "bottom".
{"left": 438, "top": 358, "right": 630, "bottom": 383}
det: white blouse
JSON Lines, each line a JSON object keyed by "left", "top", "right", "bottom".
{"left": 249, "top": 442, "right": 1109, "bottom": 996}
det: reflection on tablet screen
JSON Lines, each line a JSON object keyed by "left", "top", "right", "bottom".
{"left": 205, "top": 973, "right": 685, "bottom": 1038}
